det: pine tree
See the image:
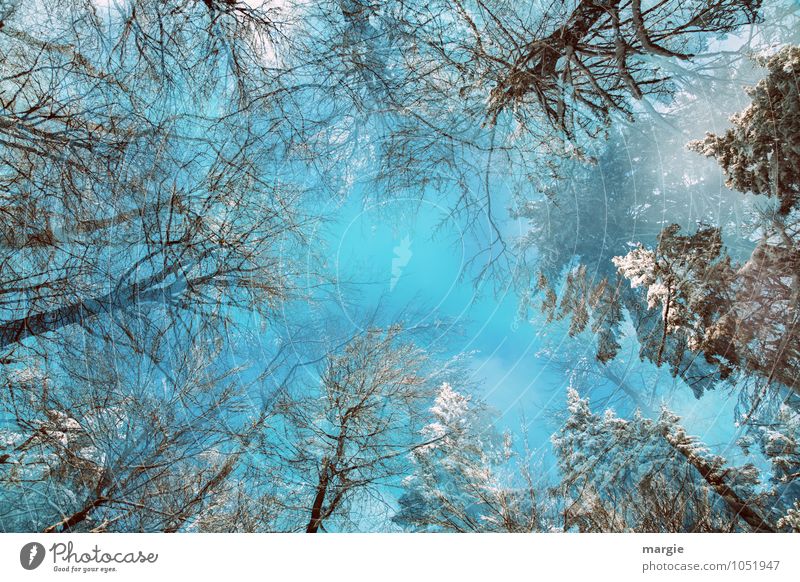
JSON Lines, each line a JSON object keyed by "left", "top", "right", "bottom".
{"left": 552, "top": 388, "right": 773, "bottom": 532}
{"left": 689, "top": 46, "right": 800, "bottom": 214}
{"left": 393, "top": 383, "right": 540, "bottom": 532}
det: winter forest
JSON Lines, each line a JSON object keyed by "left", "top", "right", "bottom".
{"left": 0, "top": 0, "right": 798, "bottom": 534}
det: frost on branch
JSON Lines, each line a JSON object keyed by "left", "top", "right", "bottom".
{"left": 611, "top": 246, "right": 657, "bottom": 291}
{"left": 614, "top": 218, "right": 800, "bottom": 396}
{"left": 688, "top": 45, "right": 800, "bottom": 214}
{"left": 778, "top": 501, "right": 800, "bottom": 532}
{"left": 759, "top": 404, "right": 800, "bottom": 488}
{"left": 613, "top": 225, "right": 736, "bottom": 375}
{"left": 394, "top": 383, "right": 539, "bottom": 532}
{"left": 552, "top": 388, "right": 771, "bottom": 532}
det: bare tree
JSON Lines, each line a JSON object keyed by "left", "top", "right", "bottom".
{"left": 273, "top": 326, "right": 442, "bottom": 533}
{"left": 0, "top": 315, "right": 267, "bottom": 532}
{"left": 0, "top": 0, "right": 312, "bottom": 355}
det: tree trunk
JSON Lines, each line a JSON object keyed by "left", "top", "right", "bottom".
{"left": 603, "top": 366, "right": 776, "bottom": 532}
{"left": 306, "top": 459, "right": 330, "bottom": 533}
{"left": 43, "top": 496, "right": 107, "bottom": 533}
{"left": 0, "top": 255, "right": 201, "bottom": 348}
{"left": 661, "top": 428, "right": 775, "bottom": 533}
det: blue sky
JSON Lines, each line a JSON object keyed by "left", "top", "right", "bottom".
{"left": 302, "top": 173, "right": 752, "bottom": 486}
